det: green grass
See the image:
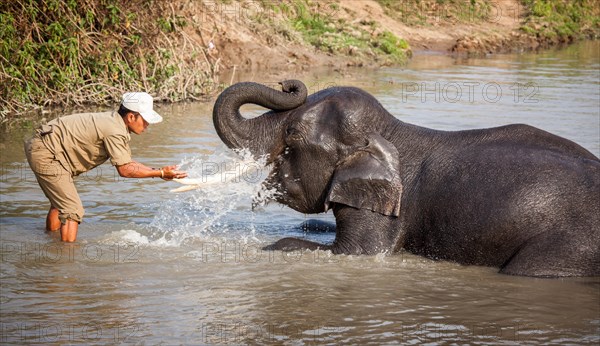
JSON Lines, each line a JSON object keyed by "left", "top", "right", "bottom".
{"left": 376, "top": 0, "right": 492, "bottom": 26}
{"left": 278, "top": 0, "right": 411, "bottom": 64}
{"left": 520, "top": 0, "right": 600, "bottom": 41}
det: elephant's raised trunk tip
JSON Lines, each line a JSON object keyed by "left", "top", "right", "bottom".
{"left": 279, "top": 80, "right": 307, "bottom": 100}
{"left": 212, "top": 79, "right": 308, "bottom": 157}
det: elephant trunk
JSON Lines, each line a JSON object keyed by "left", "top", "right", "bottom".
{"left": 212, "top": 80, "right": 308, "bottom": 158}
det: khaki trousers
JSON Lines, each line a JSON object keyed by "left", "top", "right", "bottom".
{"left": 24, "top": 135, "right": 84, "bottom": 223}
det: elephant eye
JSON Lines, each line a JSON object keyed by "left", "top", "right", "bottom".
{"left": 285, "top": 127, "right": 302, "bottom": 143}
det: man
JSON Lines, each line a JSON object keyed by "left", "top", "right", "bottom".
{"left": 24, "top": 92, "right": 187, "bottom": 242}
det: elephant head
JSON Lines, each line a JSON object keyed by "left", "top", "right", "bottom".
{"left": 213, "top": 80, "right": 403, "bottom": 216}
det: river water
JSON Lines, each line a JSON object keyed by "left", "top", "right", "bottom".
{"left": 1, "top": 41, "right": 599, "bottom": 345}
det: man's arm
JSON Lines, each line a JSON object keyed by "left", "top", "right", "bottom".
{"left": 116, "top": 161, "right": 187, "bottom": 180}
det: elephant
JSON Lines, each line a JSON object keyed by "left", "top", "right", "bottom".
{"left": 212, "top": 80, "right": 600, "bottom": 277}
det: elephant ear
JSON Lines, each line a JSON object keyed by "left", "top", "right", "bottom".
{"left": 325, "top": 133, "right": 402, "bottom": 217}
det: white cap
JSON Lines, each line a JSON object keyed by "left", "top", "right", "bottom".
{"left": 121, "top": 92, "right": 163, "bottom": 124}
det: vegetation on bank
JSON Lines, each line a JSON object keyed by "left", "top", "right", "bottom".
{"left": 1, "top": 0, "right": 598, "bottom": 121}
{"left": 376, "top": 0, "right": 493, "bottom": 25}
{"left": 520, "top": 0, "right": 600, "bottom": 43}
{"left": 262, "top": 1, "right": 411, "bottom": 64}
{"left": 376, "top": 0, "right": 600, "bottom": 45}
{"left": 0, "top": 0, "right": 412, "bottom": 121}
{"left": 0, "top": 0, "right": 217, "bottom": 121}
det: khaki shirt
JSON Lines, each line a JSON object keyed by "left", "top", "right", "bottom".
{"left": 41, "top": 111, "right": 132, "bottom": 176}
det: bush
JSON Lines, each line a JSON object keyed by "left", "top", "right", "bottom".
{"left": 0, "top": 0, "right": 217, "bottom": 119}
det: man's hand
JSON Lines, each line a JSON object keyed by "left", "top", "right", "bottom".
{"left": 160, "top": 165, "right": 187, "bottom": 180}
{"left": 116, "top": 161, "right": 187, "bottom": 180}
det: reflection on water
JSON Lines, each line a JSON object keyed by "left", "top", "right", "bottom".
{"left": 1, "top": 41, "right": 599, "bottom": 344}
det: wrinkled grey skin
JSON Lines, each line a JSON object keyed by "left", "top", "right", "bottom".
{"left": 213, "top": 80, "right": 600, "bottom": 277}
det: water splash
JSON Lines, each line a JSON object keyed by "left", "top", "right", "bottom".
{"left": 146, "top": 148, "right": 279, "bottom": 247}
{"left": 101, "top": 229, "right": 151, "bottom": 245}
